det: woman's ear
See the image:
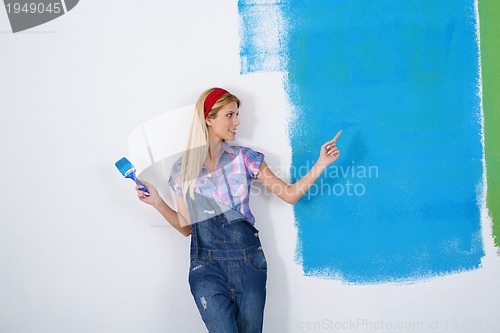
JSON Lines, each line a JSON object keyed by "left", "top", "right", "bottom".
{"left": 205, "top": 117, "right": 212, "bottom": 126}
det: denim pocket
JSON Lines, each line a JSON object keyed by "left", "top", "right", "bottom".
{"left": 245, "top": 251, "right": 267, "bottom": 272}
{"left": 203, "top": 219, "right": 241, "bottom": 244}
{"left": 189, "top": 258, "right": 210, "bottom": 274}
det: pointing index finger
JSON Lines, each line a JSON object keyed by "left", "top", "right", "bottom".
{"left": 331, "top": 130, "right": 342, "bottom": 143}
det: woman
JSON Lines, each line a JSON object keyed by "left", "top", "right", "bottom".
{"left": 136, "top": 87, "right": 341, "bottom": 333}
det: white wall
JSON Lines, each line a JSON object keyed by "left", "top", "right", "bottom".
{"left": 1, "top": 1, "right": 499, "bottom": 332}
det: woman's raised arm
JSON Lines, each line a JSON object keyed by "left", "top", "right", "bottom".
{"left": 257, "top": 130, "right": 341, "bottom": 205}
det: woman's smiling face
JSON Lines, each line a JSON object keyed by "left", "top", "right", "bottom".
{"left": 206, "top": 101, "right": 240, "bottom": 142}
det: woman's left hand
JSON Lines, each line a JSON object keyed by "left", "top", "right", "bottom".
{"left": 317, "top": 130, "right": 342, "bottom": 167}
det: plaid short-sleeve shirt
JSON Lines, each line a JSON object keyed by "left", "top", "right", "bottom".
{"left": 168, "top": 141, "right": 265, "bottom": 225}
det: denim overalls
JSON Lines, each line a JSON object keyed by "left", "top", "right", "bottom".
{"left": 186, "top": 192, "right": 267, "bottom": 333}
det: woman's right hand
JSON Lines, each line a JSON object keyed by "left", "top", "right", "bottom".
{"left": 135, "top": 180, "right": 162, "bottom": 207}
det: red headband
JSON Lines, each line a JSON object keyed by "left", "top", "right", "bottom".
{"left": 204, "top": 88, "right": 230, "bottom": 118}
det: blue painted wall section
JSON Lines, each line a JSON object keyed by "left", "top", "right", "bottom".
{"left": 239, "top": 0, "right": 484, "bottom": 283}
{"left": 238, "top": 0, "right": 288, "bottom": 74}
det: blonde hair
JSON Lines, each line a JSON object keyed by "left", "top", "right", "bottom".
{"left": 181, "top": 88, "right": 241, "bottom": 199}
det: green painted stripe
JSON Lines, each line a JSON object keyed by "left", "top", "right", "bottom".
{"left": 479, "top": 0, "right": 500, "bottom": 247}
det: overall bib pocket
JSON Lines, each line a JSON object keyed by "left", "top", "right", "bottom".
{"left": 202, "top": 217, "right": 241, "bottom": 244}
